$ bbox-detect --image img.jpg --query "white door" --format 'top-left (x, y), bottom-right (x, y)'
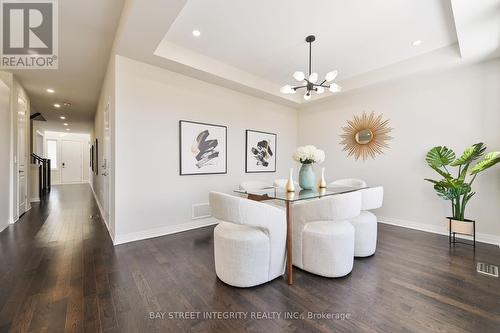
top-left (102, 102), bottom-right (111, 223)
top-left (17, 96), bottom-right (27, 215)
top-left (61, 140), bottom-right (82, 183)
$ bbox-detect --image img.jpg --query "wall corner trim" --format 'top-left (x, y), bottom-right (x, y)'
top-left (378, 216), bottom-right (500, 248)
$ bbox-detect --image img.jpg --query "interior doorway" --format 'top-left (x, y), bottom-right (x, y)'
top-left (17, 95), bottom-right (27, 217)
top-left (44, 131), bottom-right (91, 185)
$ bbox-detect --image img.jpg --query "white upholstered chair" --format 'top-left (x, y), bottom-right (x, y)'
top-left (239, 180), bottom-right (272, 192)
top-left (350, 186), bottom-right (383, 257)
top-left (329, 178), bottom-right (367, 188)
top-left (209, 192), bottom-right (286, 287)
top-left (292, 191), bottom-right (362, 277)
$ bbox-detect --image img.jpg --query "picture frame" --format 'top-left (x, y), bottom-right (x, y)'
top-left (94, 139), bottom-right (99, 175)
top-left (245, 129), bottom-right (277, 173)
top-left (179, 120), bottom-right (227, 175)
top-left (90, 145), bottom-right (94, 172)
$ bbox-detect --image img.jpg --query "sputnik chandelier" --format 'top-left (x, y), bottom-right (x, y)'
top-left (280, 35), bottom-right (341, 100)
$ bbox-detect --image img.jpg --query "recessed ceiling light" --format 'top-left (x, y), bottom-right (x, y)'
top-left (412, 40), bottom-right (422, 46)
top-left (63, 123), bottom-right (68, 126)
top-left (66, 128), bottom-right (70, 131)
top-left (46, 88), bottom-right (55, 94)
top-left (192, 29), bottom-right (201, 37)
top-left (63, 102), bottom-right (72, 107)
top-left (60, 116), bottom-right (65, 119)
top-left (54, 103), bottom-right (61, 108)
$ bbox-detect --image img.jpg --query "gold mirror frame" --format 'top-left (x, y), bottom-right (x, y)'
top-left (340, 112), bottom-right (393, 161)
top-left (355, 129), bottom-right (373, 145)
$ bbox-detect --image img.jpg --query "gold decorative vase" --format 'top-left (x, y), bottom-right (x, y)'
top-left (319, 167), bottom-right (327, 188)
top-left (286, 168), bottom-right (295, 192)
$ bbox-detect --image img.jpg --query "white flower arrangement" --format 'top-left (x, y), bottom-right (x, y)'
top-left (293, 145), bottom-right (325, 164)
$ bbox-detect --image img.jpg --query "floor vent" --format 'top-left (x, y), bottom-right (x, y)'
top-left (476, 262), bottom-right (499, 278)
top-left (192, 203), bottom-right (211, 220)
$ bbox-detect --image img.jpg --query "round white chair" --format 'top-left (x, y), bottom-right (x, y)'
top-left (292, 191), bottom-right (361, 277)
top-left (210, 192), bottom-right (286, 287)
top-left (329, 178), bottom-right (367, 188)
top-left (239, 180), bottom-right (272, 192)
top-left (350, 186), bottom-right (383, 257)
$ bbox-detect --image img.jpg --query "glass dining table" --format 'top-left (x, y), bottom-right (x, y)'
top-left (235, 185), bottom-right (367, 285)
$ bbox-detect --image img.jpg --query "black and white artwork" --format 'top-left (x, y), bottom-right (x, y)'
top-left (245, 130), bottom-right (277, 173)
top-left (90, 145), bottom-right (94, 172)
top-left (179, 120), bottom-right (227, 175)
top-left (94, 139), bottom-right (99, 175)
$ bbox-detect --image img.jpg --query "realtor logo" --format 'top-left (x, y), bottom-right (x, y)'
top-left (1, 0), bottom-right (58, 69)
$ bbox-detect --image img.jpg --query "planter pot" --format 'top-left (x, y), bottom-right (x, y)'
top-left (446, 217), bottom-right (476, 247)
top-left (299, 163), bottom-right (316, 190)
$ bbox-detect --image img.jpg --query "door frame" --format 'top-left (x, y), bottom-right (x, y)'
top-left (16, 94), bottom-right (28, 217)
top-left (102, 101), bottom-right (111, 226)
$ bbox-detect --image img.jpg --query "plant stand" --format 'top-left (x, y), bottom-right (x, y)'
top-left (448, 217), bottom-right (476, 248)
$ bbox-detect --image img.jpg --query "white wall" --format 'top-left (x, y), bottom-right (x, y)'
top-left (113, 55), bottom-right (298, 244)
top-left (298, 58), bottom-right (500, 244)
top-left (0, 74), bottom-right (11, 232)
top-left (34, 131), bottom-right (44, 156)
top-left (92, 53), bottom-right (116, 241)
top-left (44, 131), bottom-right (91, 185)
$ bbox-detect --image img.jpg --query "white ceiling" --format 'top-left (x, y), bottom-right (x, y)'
top-left (451, 0), bottom-right (500, 59)
top-left (10, 0), bottom-right (124, 133)
top-left (8, 0), bottom-right (496, 121)
top-left (164, 0), bottom-right (458, 89)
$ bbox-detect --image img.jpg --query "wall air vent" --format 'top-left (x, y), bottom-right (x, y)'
top-left (477, 262), bottom-right (499, 278)
top-left (192, 203), bottom-right (211, 220)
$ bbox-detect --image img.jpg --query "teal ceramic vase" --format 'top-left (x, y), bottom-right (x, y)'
top-left (299, 163), bottom-right (316, 190)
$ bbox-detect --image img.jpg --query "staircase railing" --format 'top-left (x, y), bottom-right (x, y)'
top-left (31, 153), bottom-right (51, 198)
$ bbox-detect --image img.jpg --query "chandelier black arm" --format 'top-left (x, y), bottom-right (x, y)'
top-left (292, 85), bottom-right (308, 90)
top-left (309, 39), bottom-right (312, 76)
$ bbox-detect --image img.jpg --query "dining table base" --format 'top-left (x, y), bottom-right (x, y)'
top-left (245, 193), bottom-right (294, 285)
top-left (286, 200), bottom-right (293, 284)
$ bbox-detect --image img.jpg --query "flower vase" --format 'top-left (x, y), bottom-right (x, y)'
top-left (299, 163), bottom-right (316, 190)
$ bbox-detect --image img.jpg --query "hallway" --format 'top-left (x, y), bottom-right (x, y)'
top-left (1, 185), bottom-right (500, 333)
top-left (0, 185), bottom-right (114, 332)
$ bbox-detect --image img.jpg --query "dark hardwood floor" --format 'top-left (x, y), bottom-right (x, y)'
top-left (0, 184), bottom-right (499, 333)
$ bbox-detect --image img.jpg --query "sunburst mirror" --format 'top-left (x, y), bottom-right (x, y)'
top-left (340, 112), bottom-right (393, 161)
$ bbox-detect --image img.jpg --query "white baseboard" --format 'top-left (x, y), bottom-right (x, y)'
top-left (114, 218), bottom-right (218, 246)
top-left (89, 184), bottom-right (115, 244)
top-left (378, 216), bottom-right (500, 247)
top-left (0, 222), bottom-right (8, 233)
top-left (30, 198), bottom-right (40, 203)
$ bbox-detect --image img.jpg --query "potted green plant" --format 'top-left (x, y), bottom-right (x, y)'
top-left (425, 143), bottom-right (500, 242)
